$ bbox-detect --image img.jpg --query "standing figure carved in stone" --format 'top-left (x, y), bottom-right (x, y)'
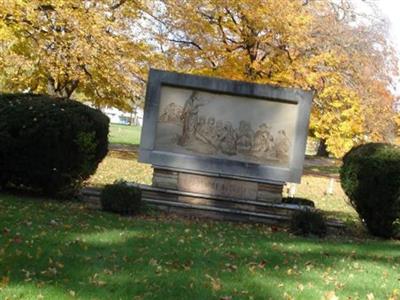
top-left (219, 121), bottom-right (237, 156)
top-left (178, 91), bottom-right (204, 146)
top-left (236, 120), bottom-right (254, 154)
top-left (275, 130), bottom-right (290, 160)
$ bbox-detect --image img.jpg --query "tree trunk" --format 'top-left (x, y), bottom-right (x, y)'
top-left (47, 77), bottom-right (79, 98)
top-left (316, 139), bottom-right (329, 157)
top-left (47, 77), bottom-right (57, 96)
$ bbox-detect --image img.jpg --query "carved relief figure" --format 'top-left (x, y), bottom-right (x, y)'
top-left (252, 123), bottom-right (274, 158)
top-left (197, 116), bottom-right (207, 137)
top-left (236, 120), bottom-right (254, 154)
top-left (197, 117), bottom-right (217, 151)
top-left (195, 115), bottom-right (209, 144)
top-left (213, 120), bottom-right (224, 148)
top-left (178, 91), bottom-right (204, 146)
top-left (275, 130), bottom-right (290, 160)
top-left (219, 121), bottom-right (237, 156)
top-left (157, 90), bottom-right (292, 165)
top-left (206, 117), bottom-right (216, 139)
top-left (192, 116), bottom-right (218, 154)
top-left (159, 102), bottom-right (183, 122)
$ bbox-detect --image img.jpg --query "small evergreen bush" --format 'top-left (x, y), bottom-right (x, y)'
top-left (0, 93), bottom-right (109, 197)
top-left (290, 209), bottom-right (327, 237)
top-left (101, 181), bottom-right (142, 215)
top-left (340, 143), bottom-right (400, 238)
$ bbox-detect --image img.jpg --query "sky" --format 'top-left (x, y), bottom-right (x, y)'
top-left (378, 0), bottom-right (400, 51)
top-left (376, 0), bottom-right (400, 95)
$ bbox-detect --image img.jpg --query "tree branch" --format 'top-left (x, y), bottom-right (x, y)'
top-left (110, 0), bottom-right (127, 10)
top-left (167, 38), bottom-right (203, 50)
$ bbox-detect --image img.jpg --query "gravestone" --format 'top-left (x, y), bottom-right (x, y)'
top-left (139, 69), bottom-right (313, 222)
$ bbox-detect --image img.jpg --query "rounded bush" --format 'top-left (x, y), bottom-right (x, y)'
top-left (290, 209), bottom-right (327, 237)
top-left (100, 181), bottom-right (142, 215)
top-left (0, 93), bottom-right (109, 197)
top-left (340, 143), bottom-right (400, 238)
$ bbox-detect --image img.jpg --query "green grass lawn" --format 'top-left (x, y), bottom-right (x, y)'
top-left (1, 194), bottom-right (399, 300)
top-left (2, 139), bottom-right (394, 299)
top-left (86, 149), bottom-right (153, 187)
top-left (108, 124), bottom-right (141, 145)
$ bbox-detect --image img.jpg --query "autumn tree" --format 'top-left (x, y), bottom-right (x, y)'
top-left (395, 110), bottom-right (400, 144)
top-left (0, 0), bottom-right (151, 109)
top-left (1, 0), bottom-right (398, 156)
top-left (145, 0), bottom-right (398, 157)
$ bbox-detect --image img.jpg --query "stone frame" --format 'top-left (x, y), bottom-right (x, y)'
top-left (139, 69), bottom-right (313, 183)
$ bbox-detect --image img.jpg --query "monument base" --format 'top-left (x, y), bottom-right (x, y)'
top-left (140, 167), bottom-right (305, 225)
top-left (151, 167), bottom-right (284, 203)
top-left (80, 183), bottom-right (344, 230)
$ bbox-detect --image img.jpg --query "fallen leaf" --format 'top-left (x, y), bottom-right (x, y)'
top-left (205, 274), bottom-right (222, 291)
top-left (324, 291), bottom-right (339, 300)
top-left (0, 276), bottom-right (9, 288)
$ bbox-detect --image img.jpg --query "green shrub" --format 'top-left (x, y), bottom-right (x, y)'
top-left (0, 93), bottom-right (109, 197)
top-left (290, 209), bottom-right (327, 237)
top-left (340, 143), bottom-right (400, 238)
top-left (101, 181), bottom-right (142, 215)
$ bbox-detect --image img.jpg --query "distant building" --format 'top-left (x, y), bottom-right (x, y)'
top-left (101, 106), bottom-right (144, 126)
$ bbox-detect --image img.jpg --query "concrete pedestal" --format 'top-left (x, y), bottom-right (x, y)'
top-left (152, 168), bottom-right (283, 203)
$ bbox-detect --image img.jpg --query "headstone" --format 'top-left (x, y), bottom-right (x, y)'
top-left (326, 178), bottom-right (335, 195)
top-left (139, 69), bottom-right (313, 212)
top-left (288, 183), bottom-right (297, 198)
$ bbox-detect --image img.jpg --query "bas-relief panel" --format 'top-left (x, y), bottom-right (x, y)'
top-left (155, 86), bottom-right (298, 168)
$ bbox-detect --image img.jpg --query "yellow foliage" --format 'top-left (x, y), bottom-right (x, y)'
top-left (0, 0), bottom-right (398, 156)
top-left (151, 0), bottom-right (398, 157)
top-left (395, 114), bottom-right (400, 145)
top-left (0, 0), bottom-right (152, 109)
top-left (395, 115), bottom-right (400, 133)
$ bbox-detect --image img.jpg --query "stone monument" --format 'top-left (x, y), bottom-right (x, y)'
top-left (139, 69), bottom-right (313, 223)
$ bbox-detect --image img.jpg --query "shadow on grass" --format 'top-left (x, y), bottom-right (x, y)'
top-left (1, 194), bottom-right (399, 299)
top-left (321, 209), bottom-right (360, 225)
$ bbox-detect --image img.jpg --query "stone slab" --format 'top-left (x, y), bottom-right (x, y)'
top-left (153, 167), bottom-right (283, 203)
top-left (139, 69), bottom-right (313, 183)
top-left (178, 172), bottom-right (258, 200)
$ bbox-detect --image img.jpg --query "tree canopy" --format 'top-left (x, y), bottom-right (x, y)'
top-left (146, 0), bottom-right (399, 156)
top-left (0, 0), bottom-right (151, 109)
top-left (0, 0), bottom-right (399, 156)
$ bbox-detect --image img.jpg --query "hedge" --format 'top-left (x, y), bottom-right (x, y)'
top-left (340, 143), bottom-right (400, 238)
top-left (0, 93), bottom-right (109, 197)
